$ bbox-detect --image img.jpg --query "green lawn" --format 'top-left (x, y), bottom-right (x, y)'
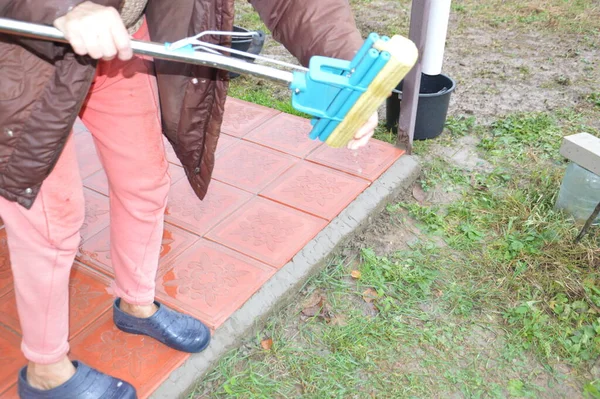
top-left (192, 1), bottom-right (600, 397)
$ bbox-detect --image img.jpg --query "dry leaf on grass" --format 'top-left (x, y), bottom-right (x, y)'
top-left (301, 291), bottom-right (334, 322)
top-left (260, 338), bottom-right (273, 350)
top-left (362, 288), bottom-right (379, 303)
top-left (412, 183), bottom-right (428, 203)
top-left (351, 270), bottom-right (362, 279)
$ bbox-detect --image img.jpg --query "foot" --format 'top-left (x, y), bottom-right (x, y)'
top-left (19, 360), bottom-right (136, 398)
top-left (113, 298), bottom-right (210, 353)
top-left (26, 357), bottom-right (75, 390)
top-left (119, 299), bottom-right (158, 319)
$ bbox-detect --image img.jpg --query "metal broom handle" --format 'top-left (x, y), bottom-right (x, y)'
top-left (0, 17), bottom-right (294, 85)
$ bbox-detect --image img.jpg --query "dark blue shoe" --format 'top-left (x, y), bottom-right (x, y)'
top-left (18, 361), bottom-right (136, 398)
top-left (113, 299), bottom-right (211, 353)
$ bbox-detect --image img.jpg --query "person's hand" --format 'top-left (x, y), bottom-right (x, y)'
top-left (53, 1), bottom-right (132, 61)
top-left (347, 111), bottom-right (378, 150)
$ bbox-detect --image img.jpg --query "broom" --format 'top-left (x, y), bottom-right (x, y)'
top-left (0, 17), bottom-right (418, 148)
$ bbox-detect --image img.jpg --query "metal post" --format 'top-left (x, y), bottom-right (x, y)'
top-left (396, 0), bottom-right (432, 153)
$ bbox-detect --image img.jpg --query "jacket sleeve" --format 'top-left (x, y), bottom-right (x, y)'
top-left (249, 0), bottom-right (363, 67)
top-left (0, 0), bottom-right (122, 25)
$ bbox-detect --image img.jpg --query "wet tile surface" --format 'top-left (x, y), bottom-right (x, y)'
top-left (220, 98), bottom-right (279, 137)
top-left (205, 197), bottom-right (328, 268)
top-left (243, 113), bottom-right (322, 158)
top-left (213, 141), bottom-right (297, 193)
top-left (70, 311), bottom-right (189, 399)
top-left (165, 179), bottom-right (252, 237)
top-left (260, 162), bottom-right (370, 220)
top-left (306, 139), bottom-right (404, 181)
top-left (157, 239), bottom-right (276, 329)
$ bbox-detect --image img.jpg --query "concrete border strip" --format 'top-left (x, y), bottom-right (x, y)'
top-left (151, 155), bottom-right (420, 399)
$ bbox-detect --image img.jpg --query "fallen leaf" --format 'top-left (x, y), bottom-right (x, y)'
top-left (260, 338), bottom-right (273, 350)
top-left (351, 270), bottom-right (362, 279)
top-left (362, 288), bottom-right (379, 303)
top-left (412, 183), bottom-right (427, 203)
top-left (302, 296), bottom-right (325, 317)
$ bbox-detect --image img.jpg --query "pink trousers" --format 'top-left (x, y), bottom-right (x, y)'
top-left (0, 21), bottom-right (171, 364)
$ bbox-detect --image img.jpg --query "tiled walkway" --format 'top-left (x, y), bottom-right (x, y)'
top-left (0, 98), bottom-right (404, 399)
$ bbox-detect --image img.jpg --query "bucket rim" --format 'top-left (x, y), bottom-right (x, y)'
top-left (394, 73), bottom-right (457, 98)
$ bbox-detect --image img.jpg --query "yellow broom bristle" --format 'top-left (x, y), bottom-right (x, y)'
top-left (325, 36), bottom-right (418, 148)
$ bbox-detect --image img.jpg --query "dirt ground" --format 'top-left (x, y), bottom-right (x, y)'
top-left (253, 0), bottom-right (599, 127)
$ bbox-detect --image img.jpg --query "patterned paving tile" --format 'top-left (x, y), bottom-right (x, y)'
top-left (84, 163), bottom-right (185, 197)
top-left (243, 113), bottom-right (322, 158)
top-left (216, 133), bottom-right (238, 155)
top-left (260, 162), bottom-right (370, 220)
top-left (0, 264), bottom-right (113, 339)
top-left (74, 133), bottom-right (103, 179)
top-left (306, 139), bottom-right (404, 181)
top-left (0, 325), bottom-right (25, 396)
top-left (70, 311), bottom-right (189, 399)
top-left (213, 141), bottom-right (297, 193)
top-left (163, 138), bottom-right (180, 166)
top-left (205, 197), bottom-right (328, 268)
top-left (0, 229), bottom-right (11, 297)
top-left (80, 188), bottom-right (110, 242)
top-left (165, 179), bottom-right (252, 237)
top-left (78, 224), bottom-right (198, 277)
top-left (0, 384), bottom-right (17, 398)
top-left (157, 239), bottom-right (276, 329)
top-left (220, 97), bottom-right (279, 137)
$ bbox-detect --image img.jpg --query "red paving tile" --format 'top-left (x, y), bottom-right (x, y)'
top-left (78, 224), bottom-right (198, 277)
top-left (165, 179), bottom-right (252, 237)
top-left (81, 188), bottom-right (110, 242)
top-left (205, 197), bottom-right (328, 268)
top-left (69, 311), bottom-right (189, 399)
top-left (163, 138), bottom-right (180, 165)
top-left (157, 239), bottom-right (276, 329)
top-left (306, 139), bottom-right (405, 181)
top-left (68, 264), bottom-right (114, 338)
top-left (244, 113), bottom-right (322, 158)
top-left (0, 384), bottom-right (17, 398)
top-left (0, 291), bottom-right (18, 335)
top-left (215, 133), bottom-right (238, 154)
top-left (0, 264), bottom-right (112, 339)
top-left (84, 163), bottom-right (186, 196)
top-left (220, 97), bottom-right (279, 137)
top-left (260, 162), bottom-right (370, 220)
top-left (74, 133), bottom-right (103, 179)
top-left (213, 140), bottom-right (297, 193)
top-left (0, 99), bottom-right (405, 398)
top-left (0, 325), bottom-right (25, 396)
top-left (0, 229), bottom-right (12, 297)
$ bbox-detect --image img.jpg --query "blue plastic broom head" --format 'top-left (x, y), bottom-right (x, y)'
top-left (290, 32), bottom-right (418, 147)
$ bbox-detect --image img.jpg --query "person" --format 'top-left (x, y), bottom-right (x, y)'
top-left (0, 0), bottom-right (378, 397)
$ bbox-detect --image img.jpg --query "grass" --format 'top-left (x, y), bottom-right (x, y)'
top-left (191, 1), bottom-right (600, 397)
top-left (191, 107), bottom-right (600, 397)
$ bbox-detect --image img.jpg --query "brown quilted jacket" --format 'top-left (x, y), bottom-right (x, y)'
top-left (0, 0), bottom-right (362, 209)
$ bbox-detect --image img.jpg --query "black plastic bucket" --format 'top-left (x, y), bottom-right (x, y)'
top-left (385, 73), bottom-right (456, 140)
top-left (229, 26), bottom-right (265, 78)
